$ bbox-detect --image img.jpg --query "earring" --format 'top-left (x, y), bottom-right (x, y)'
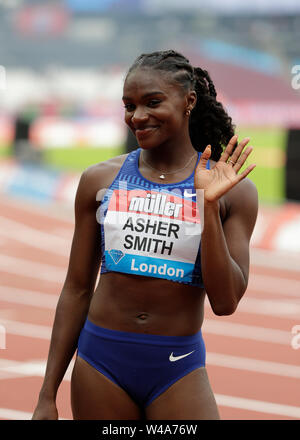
top-left (185, 109), bottom-right (191, 116)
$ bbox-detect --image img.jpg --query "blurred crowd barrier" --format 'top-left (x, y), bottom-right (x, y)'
top-left (0, 158), bottom-right (79, 204)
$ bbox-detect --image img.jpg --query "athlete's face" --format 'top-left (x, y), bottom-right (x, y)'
top-left (123, 68), bottom-right (194, 149)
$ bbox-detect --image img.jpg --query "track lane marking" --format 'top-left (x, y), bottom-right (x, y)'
top-left (203, 319), bottom-right (290, 345)
top-left (1, 353), bottom-right (300, 380)
top-left (250, 248), bottom-right (300, 272)
top-left (0, 408), bottom-right (67, 420)
top-left (2, 285), bottom-right (300, 320)
top-left (206, 352), bottom-right (300, 378)
top-left (215, 394), bottom-right (300, 419)
top-left (0, 216), bottom-right (70, 257)
top-left (0, 358), bottom-right (74, 381)
top-left (0, 255), bottom-right (66, 283)
top-left (0, 318), bottom-right (292, 345)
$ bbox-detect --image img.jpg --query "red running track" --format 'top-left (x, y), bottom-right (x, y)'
top-left (0, 193), bottom-right (299, 420)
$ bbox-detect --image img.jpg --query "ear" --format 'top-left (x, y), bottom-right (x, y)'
top-left (186, 90), bottom-right (197, 112)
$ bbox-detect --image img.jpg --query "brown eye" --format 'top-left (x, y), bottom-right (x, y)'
top-left (148, 100), bottom-right (161, 107)
top-left (124, 103), bottom-right (135, 111)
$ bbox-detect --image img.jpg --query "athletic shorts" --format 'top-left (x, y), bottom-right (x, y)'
top-left (77, 318), bottom-right (206, 407)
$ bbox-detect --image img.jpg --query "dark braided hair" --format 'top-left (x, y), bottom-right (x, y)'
top-left (126, 50), bottom-right (235, 161)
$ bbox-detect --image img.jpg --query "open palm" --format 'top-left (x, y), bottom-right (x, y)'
top-left (194, 135), bottom-right (256, 202)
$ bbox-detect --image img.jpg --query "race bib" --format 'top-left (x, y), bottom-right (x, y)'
top-left (103, 189), bottom-right (202, 283)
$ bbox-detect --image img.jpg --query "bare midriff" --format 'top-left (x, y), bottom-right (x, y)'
top-left (87, 272), bottom-right (205, 336)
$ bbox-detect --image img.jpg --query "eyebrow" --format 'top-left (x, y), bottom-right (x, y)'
top-left (122, 91), bottom-right (165, 100)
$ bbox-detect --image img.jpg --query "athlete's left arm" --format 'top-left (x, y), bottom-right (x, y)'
top-left (201, 178), bottom-right (258, 316)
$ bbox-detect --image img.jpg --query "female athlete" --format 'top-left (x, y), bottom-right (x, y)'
top-left (32, 50), bottom-right (258, 420)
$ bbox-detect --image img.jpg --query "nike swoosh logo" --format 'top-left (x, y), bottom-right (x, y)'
top-left (169, 351), bottom-right (195, 362)
top-left (183, 190), bottom-right (197, 197)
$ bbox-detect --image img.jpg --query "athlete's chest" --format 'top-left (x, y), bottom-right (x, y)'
top-left (98, 184), bottom-right (203, 284)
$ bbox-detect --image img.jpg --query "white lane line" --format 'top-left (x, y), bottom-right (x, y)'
top-left (0, 255), bottom-right (66, 283)
top-left (215, 394), bottom-right (300, 419)
top-left (0, 286), bottom-right (58, 309)
top-left (1, 350), bottom-right (299, 381)
top-left (206, 352), bottom-right (300, 378)
top-left (237, 297), bottom-right (300, 318)
top-left (3, 284), bottom-right (300, 320)
top-left (0, 408), bottom-right (68, 420)
top-left (0, 316), bottom-right (292, 347)
top-left (248, 274), bottom-right (300, 298)
top-left (0, 397), bottom-right (298, 420)
top-left (0, 359), bottom-right (48, 380)
top-left (1, 195), bottom-right (299, 272)
top-left (1, 222), bottom-right (300, 301)
top-left (0, 193), bottom-right (74, 223)
top-left (250, 248), bottom-right (300, 272)
top-left (0, 319), bottom-right (52, 340)
top-left (0, 358), bottom-right (74, 381)
top-left (204, 296), bottom-right (300, 319)
top-left (203, 320), bottom-right (290, 345)
top-left (2, 273), bottom-right (300, 318)
top-left (0, 358), bottom-right (299, 419)
top-left (0, 276), bottom-right (300, 319)
top-left (0, 408), bottom-right (36, 420)
top-left (2, 252), bottom-right (300, 299)
top-left (0, 216), bottom-right (71, 257)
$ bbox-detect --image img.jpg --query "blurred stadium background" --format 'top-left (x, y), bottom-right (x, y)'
top-left (0, 0), bottom-right (300, 421)
top-left (1, 0), bottom-right (300, 205)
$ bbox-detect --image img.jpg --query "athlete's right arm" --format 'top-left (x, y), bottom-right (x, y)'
top-left (32, 166), bottom-right (102, 420)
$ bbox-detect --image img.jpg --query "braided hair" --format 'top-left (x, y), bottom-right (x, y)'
top-left (126, 50), bottom-right (235, 161)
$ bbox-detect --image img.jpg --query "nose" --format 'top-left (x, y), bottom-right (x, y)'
top-left (131, 106), bottom-right (149, 125)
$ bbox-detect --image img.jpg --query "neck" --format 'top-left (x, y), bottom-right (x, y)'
top-left (142, 140), bottom-right (196, 170)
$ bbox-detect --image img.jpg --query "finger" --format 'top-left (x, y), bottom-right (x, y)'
top-left (233, 145), bottom-right (253, 172)
top-left (197, 144), bottom-right (211, 170)
top-left (219, 135), bottom-right (238, 162)
top-left (236, 163), bottom-right (256, 182)
top-left (230, 137), bottom-right (251, 165)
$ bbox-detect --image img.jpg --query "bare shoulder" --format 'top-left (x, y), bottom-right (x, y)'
top-left (84, 152), bottom-right (129, 186)
top-left (80, 152), bottom-right (129, 194)
top-left (226, 178), bottom-right (258, 208)
top-left (75, 153), bottom-right (130, 208)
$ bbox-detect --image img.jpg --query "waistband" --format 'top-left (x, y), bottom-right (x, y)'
top-left (82, 319), bottom-right (203, 347)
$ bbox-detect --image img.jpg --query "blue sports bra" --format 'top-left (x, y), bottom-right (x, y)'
top-left (96, 148), bottom-right (210, 287)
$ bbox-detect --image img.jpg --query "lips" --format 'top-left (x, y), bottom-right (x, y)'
top-left (134, 126), bottom-right (158, 139)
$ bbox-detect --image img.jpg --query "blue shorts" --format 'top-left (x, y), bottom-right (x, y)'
top-left (77, 319), bottom-right (206, 407)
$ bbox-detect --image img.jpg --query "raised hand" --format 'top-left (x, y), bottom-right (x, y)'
top-left (194, 135), bottom-right (256, 202)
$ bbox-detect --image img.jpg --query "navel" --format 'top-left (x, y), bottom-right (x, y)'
top-left (136, 313), bottom-right (149, 321)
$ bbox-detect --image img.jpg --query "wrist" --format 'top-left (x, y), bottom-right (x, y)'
top-left (38, 386), bottom-right (57, 402)
top-left (204, 198), bottom-right (220, 210)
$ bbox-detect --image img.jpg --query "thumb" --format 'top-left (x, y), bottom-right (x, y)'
top-left (197, 145), bottom-right (211, 170)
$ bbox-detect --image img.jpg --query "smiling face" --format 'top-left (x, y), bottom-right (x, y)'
top-left (123, 68), bottom-right (196, 150)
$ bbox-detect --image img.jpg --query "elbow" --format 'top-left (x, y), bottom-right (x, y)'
top-left (211, 300), bottom-right (238, 316)
top-left (206, 279), bottom-right (247, 316)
